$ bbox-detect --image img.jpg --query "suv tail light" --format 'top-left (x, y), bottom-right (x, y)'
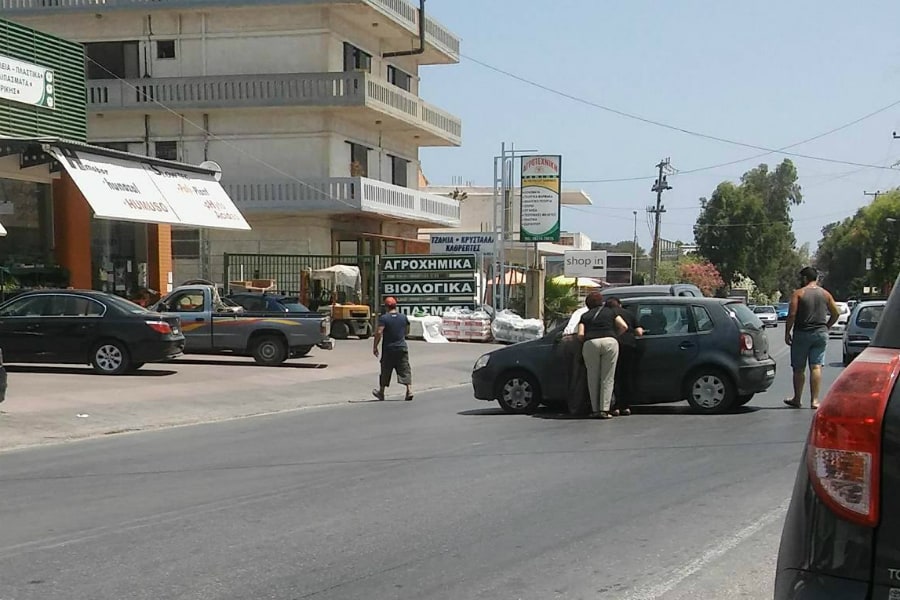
top-left (740, 332), bottom-right (754, 355)
top-left (807, 347), bottom-right (900, 527)
top-left (146, 320), bottom-right (173, 335)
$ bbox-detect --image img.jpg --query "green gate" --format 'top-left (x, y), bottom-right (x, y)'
top-left (223, 253), bottom-right (378, 310)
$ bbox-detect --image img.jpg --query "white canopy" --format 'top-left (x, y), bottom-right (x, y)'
top-left (311, 265), bottom-right (361, 289)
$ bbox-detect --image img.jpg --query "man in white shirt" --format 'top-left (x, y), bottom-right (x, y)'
top-left (563, 306), bottom-right (589, 336)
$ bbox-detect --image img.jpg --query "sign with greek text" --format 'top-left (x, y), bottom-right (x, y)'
top-left (0, 53), bottom-right (55, 109)
top-left (520, 155), bottom-right (561, 242)
top-left (379, 254), bottom-right (477, 315)
top-left (429, 232), bottom-right (496, 255)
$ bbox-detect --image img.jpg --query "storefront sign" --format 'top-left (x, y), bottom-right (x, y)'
top-left (380, 253), bottom-right (477, 316)
top-left (564, 250), bottom-right (607, 278)
top-left (0, 53), bottom-right (55, 109)
top-left (520, 155), bottom-right (561, 242)
top-left (146, 163), bottom-right (250, 230)
top-left (50, 148), bottom-right (250, 230)
top-left (429, 232), bottom-right (496, 255)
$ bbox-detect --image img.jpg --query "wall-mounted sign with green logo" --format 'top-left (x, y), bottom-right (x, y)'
top-left (0, 53), bottom-right (55, 109)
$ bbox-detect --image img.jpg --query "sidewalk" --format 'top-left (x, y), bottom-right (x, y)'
top-left (0, 340), bottom-right (495, 452)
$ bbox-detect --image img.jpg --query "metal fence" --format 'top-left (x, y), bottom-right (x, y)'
top-left (223, 253), bottom-right (378, 310)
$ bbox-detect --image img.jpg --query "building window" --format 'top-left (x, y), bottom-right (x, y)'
top-left (347, 142), bottom-right (368, 177)
top-left (172, 228), bottom-right (200, 259)
top-left (156, 40), bottom-right (176, 60)
top-left (343, 42), bottom-right (372, 73)
top-left (96, 142), bottom-right (130, 152)
top-left (154, 141), bottom-right (178, 161)
top-left (85, 41), bottom-right (140, 79)
top-left (387, 66), bottom-right (411, 91)
top-left (390, 155), bottom-right (409, 187)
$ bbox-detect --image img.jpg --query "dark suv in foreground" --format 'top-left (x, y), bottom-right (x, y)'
top-left (472, 296), bottom-right (776, 414)
top-left (775, 274), bottom-right (900, 599)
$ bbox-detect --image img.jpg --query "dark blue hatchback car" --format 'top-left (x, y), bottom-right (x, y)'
top-left (472, 296), bottom-right (776, 414)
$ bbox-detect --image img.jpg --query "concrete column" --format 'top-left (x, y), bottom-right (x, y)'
top-left (525, 268), bottom-right (545, 321)
top-left (52, 172), bottom-right (92, 289)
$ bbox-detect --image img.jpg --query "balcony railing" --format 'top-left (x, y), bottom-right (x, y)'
top-left (87, 71), bottom-right (461, 145)
top-left (224, 177), bottom-right (460, 227)
top-left (0, 0), bottom-right (460, 59)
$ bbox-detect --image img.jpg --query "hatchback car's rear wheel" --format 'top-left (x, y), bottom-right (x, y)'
top-left (91, 340), bottom-right (131, 375)
top-left (685, 368), bottom-right (736, 414)
top-left (496, 372), bottom-right (541, 414)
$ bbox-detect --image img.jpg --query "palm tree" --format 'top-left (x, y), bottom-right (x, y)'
top-left (544, 278), bottom-right (580, 326)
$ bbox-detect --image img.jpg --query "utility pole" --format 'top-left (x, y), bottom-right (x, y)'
top-left (649, 157), bottom-right (674, 284)
top-left (864, 190), bottom-right (883, 201)
top-left (632, 210), bottom-right (638, 281)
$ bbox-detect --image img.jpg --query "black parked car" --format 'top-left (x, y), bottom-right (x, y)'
top-left (472, 296), bottom-right (776, 414)
top-left (774, 274), bottom-right (900, 599)
top-left (228, 293), bottom-right (311, 313)
top-left (0, 290), bottom-right (185, 375)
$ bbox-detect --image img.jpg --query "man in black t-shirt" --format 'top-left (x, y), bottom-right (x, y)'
top-left (372, 296), bottom-right (413, 401)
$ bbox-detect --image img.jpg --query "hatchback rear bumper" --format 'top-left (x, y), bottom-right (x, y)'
top-left (736, 358), bottom-right (776, 394)
top-left (774, 569), bottom-right (869, 599)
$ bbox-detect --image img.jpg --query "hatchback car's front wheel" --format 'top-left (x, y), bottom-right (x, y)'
top-left (496, 371), bottom-right (541, 414)
top-left (685, 368), bottom-right (736, 414)
top-left (91, 340), bottom-right (131, 375)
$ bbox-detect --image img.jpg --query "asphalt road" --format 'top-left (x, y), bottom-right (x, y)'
top-left (0, 325), bottom-right (845, 600)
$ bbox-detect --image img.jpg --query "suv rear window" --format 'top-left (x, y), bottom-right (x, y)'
top-left (856, 305), bottom-right (884, 329)
top-left (726, 302), bottom-right (762, 329)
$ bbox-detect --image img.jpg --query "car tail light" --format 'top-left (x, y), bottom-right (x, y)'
top-left (807, 347), bottom-right (900, 527)
top-left (146, 320), bottom-right (173, 335)
top-left (740, 332), bottom-right (754, 355)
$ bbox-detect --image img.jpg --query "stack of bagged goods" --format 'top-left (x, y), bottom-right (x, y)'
top-left (441, 308), bottom-right (493, 342)
top-left (491, 309), bottom-right (545, 344)
top-left (420, 315), bottom-right (448, 343)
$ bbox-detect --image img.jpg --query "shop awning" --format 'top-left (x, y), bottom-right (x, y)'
top-left (48, 146), bottom-right (250, 231)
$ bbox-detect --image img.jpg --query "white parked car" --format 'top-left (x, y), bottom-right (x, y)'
top-left (752, 305), bottom-right (778, 328)
top-left (829, 302), bottom-right (851, 337)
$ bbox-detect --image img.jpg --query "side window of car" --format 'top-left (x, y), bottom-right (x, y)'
top-left (637, 304), bottom-right (693, 335)
top-left (0, 295), bottom-right (53, 317)
top-left (692, 306), bottom-right (715, 332)
top-left (57, 296), bottom-right (105, 317)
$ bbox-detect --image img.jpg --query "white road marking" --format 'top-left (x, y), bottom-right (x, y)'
top-left (621, 500), bottom-right (789, 600)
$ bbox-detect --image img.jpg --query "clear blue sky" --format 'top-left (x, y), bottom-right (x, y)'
top-left (419, 0), bottom-right (900, 253)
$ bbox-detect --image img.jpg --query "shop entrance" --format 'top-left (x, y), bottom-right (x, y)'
top-left (90, 220), bottom-right (150, 298)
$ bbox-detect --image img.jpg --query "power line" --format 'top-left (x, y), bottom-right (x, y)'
top-left (463, 54), bottom-right (900, 174)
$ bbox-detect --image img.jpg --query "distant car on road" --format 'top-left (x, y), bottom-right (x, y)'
top-left (776, 302), bottom-right (790, 320)
top-left (752, 305), bottom-right (778, 328)
top-left (472, 297), bottom-right (776, 415)
top-left (0, 290), bottom-right (184, 374)
top-left (829, 301), bottom-right (852, 337)
top-left (774, 274), bottom-right (900, 599)
top-left (842, 300), bottom-right (887, 365)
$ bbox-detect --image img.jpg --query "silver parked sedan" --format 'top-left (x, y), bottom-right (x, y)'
top-left (752, 305), bottom-right (778, 328)
top-left (842, 300), bottom-right (887, 365)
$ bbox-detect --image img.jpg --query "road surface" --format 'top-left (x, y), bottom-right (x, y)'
top-left (0, 327), bottom-right (840, 599)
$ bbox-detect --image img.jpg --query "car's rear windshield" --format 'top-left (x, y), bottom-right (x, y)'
top-left (856, 305), bottom-right (885, 329)
top-left (753, 306), bottom-right (775, 314)
top-left (727, 302), bottom-right (763, 329)
top-left (104, 294), bottom-right (152, 314)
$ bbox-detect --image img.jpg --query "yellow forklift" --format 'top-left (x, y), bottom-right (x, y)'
top-left (306, 265), bottom-right (372, 340)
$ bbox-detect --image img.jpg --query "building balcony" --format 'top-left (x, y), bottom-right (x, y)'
top-left (1, 0), bottom-right (459, 64)
top-left (87, 71), bottom-right (461, 147)
top-left (224, 177), bottom-right (460, 227)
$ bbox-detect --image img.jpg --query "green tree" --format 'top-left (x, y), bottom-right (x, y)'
top-left (694, 160), bottom-right (803, 295)
top-left (543, 278), bottom-right (580, 326)
top-left (816, 190), bottom-right (900, 298)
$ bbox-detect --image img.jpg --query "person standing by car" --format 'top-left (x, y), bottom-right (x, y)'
top-left (560, 300), bottom-right (591, 416)
top-left (784, 266), bottom-right (840, 409)
top-left (578, 292), bottom-right (629, 419)
top-left (372, 297), bottom-right (413, 402)
top-left (605, 297), bottom-right (643, 416)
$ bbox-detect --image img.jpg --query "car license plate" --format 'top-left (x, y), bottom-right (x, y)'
top-left (766, 369), bottom-right (775, 377)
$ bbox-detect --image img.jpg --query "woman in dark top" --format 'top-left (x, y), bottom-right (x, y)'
top-left (577, 292), bottom-right (628, 419)
top-left (605, 297), bottom-right (644, 416)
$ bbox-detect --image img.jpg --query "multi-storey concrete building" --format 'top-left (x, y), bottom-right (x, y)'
top-left (4, 0), bottom-right (462, 284)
